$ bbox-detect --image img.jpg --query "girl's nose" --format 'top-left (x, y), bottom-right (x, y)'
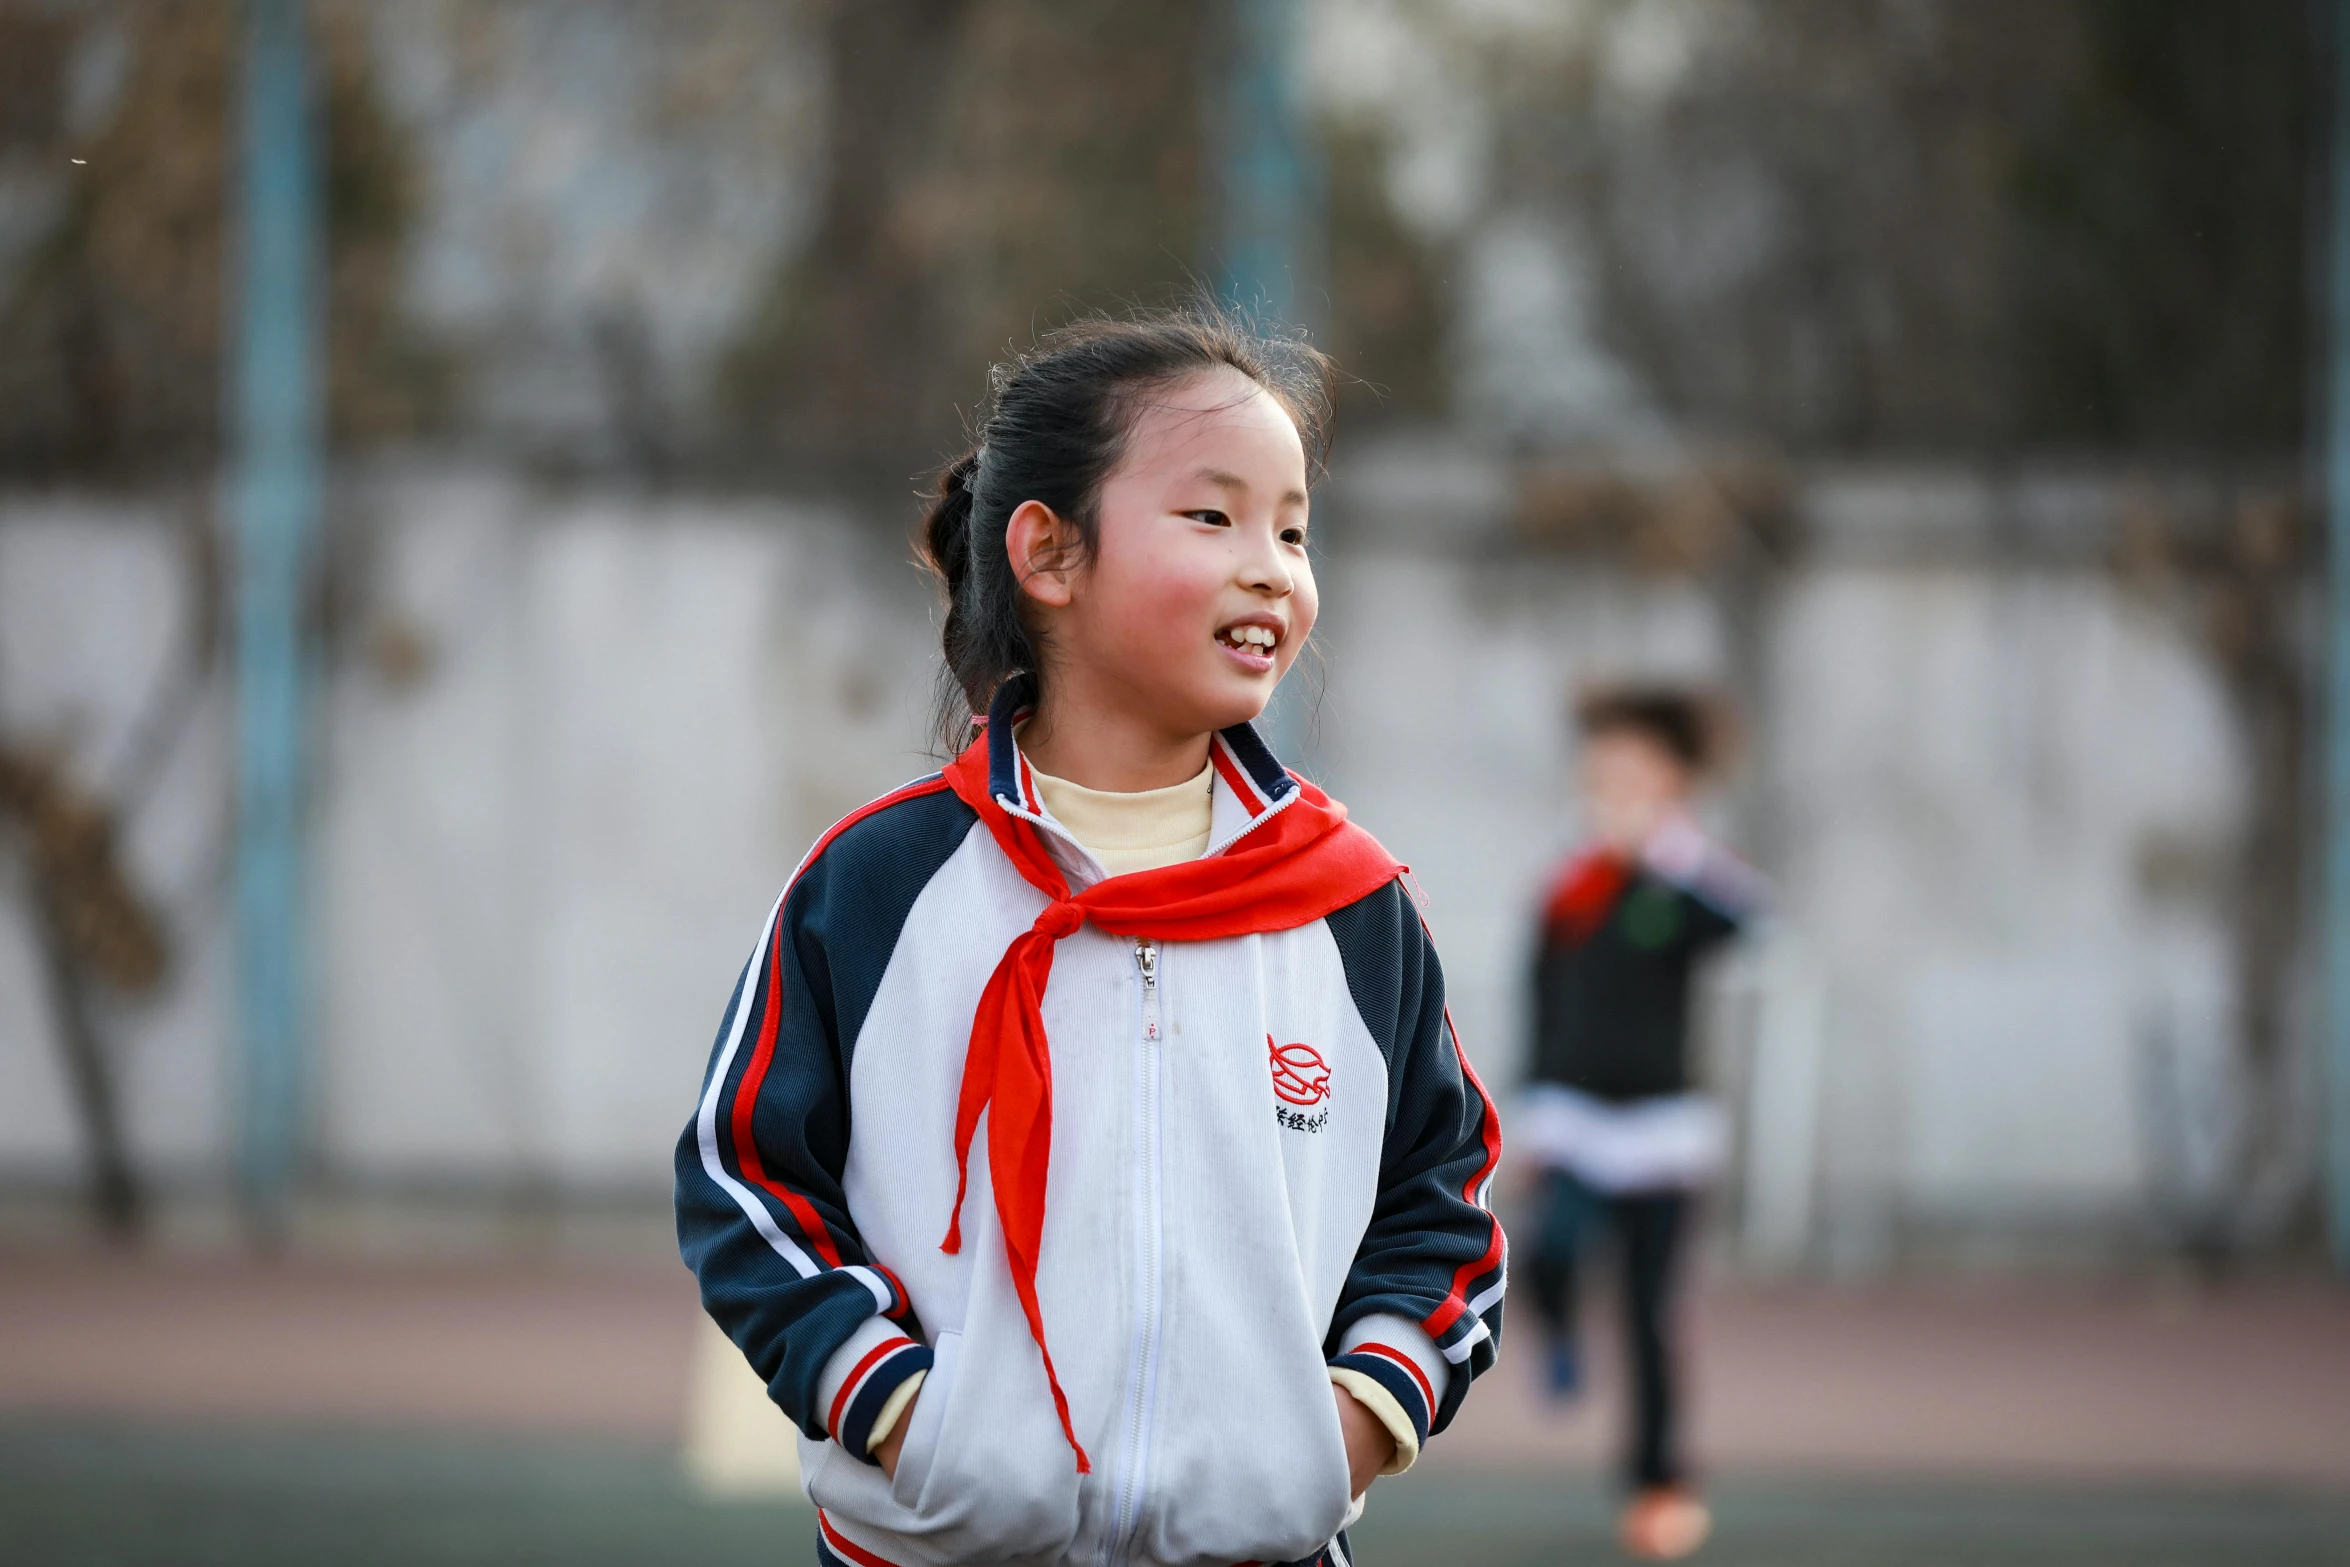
top-left (1239, 524), bottom-right (1294, 596)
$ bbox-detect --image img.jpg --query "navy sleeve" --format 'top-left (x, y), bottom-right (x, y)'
top-left (672, 781), bottom-right (975, 1456)
top-left (1671, 838), bottom-right (1766, 953)
top-left (1322, 878), bottom-right (1506, 1437)
top-left (1681, 883), bottom-right (1745, 952)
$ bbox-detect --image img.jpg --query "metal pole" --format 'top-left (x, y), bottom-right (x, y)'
top-left (2325, 0), bottom-right (2350, 1272)
top-left (1218, 0), bottom-right (1317, 325)
top-left (1216, 0), bottom-right (1323, 769)
top-left (230, 0), bottom-right (320, 1235)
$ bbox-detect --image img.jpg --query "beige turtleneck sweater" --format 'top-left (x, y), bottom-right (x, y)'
top-left (1028, 761), bottom-right (1215, 876)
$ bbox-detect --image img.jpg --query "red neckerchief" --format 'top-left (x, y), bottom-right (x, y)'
top-left (1542, 848), bottom-right (1634, 947)
top-left (939, 730), bottom-right (1401, 1472)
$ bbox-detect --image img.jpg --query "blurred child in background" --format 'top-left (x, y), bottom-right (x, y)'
top-left (1518, 687), bottom-right (1763, 1561)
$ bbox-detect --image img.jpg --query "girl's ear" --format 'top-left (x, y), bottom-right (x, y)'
top-left (1006, 498), bottom-right (1078, 608)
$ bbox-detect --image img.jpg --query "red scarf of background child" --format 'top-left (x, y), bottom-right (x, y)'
top-left (1541, 848), bottom-right (1634, 947)
top-left (939, 730), bottom-right (1402, 1472)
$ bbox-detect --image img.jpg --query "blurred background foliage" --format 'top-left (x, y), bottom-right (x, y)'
top-left (2002, 0), bottom-right (2313, 452)
top-left (717, 0), bottom-right (1210, 477)
top-left (0, 0), bottom-right (2315, 488)
top-left (0, 1), bottom-right (446, 479)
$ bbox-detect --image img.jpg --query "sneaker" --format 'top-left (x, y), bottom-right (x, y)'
top-left (1619, 1486), bottom-right (1711, 1560)
top-left (1543, 1341), bottom-right (1582, 1400)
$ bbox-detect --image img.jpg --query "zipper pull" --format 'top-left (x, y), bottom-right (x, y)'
top-left (1135, 938), bottom-right (1159, 1041)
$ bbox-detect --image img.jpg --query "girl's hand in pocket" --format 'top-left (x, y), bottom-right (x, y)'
top-left (1333, 1385), bottom-right (1396, 1498)
top-left (874, 1388), bottom-right (919, 1480)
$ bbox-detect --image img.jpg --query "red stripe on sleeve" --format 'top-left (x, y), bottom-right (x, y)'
top-left (873, 1262), bottom-right (912, 1317)
top-left (1422, 1005), bottom-right (1505, 1341)
top-left (819, 1510), bottom-right (910, 1567)
top-left (728, 926), bottom-right (846, 1269)
top-left (724, 776), bottom-right (953, 1273)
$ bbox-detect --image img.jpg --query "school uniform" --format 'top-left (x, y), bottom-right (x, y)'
top-left (1516, 815), bottom-right (1760, 1492)
top-left (675, 675), bottom-right (1505, 1567)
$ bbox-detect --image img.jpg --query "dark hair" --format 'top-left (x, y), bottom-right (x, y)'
top-left (918, 303), bottom-right (1335, 752)
top-left (1575, 684), bottom-right (1726, 774)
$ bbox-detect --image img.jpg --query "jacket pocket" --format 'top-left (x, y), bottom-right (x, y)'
top-left (809, 1326), bottom-right (1083, 1566)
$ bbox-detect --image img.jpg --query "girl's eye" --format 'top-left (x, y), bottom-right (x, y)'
top-left (1184, 509), bottom-right (1231, 527)
top-left (1281, 526), bottom-right (1309, 546)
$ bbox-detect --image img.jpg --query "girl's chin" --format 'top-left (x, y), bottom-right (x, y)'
top-left (1187, 676), bottom-right (1280, 734)
top-left (1129, 658), bottom-right (1287, 739)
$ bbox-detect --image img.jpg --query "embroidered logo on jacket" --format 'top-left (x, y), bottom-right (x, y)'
top-left (1270, 1035), bottom-right (1330, 1132)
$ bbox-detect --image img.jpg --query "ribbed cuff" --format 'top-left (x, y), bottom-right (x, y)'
top-left (865, 1367), bottom-right (926, 1453)
top-left (1329, 1314), bottom-right (1448, 1475)
top-left (1329, 1367), bottom-right (1417, 1475)
top-left (815, 1317), bottom-right (933, 1464)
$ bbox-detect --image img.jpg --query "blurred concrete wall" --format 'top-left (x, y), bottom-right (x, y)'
top-left (0, 481), bottom-right (942, 1200)
top-left (314, 475), bottom-right (938, 1189)
top-left (0, 500), bottom-right (233, 1177)
top-left (0, 462), bottom-right (2268, 1269)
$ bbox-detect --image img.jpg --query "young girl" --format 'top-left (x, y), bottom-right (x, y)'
top-left (675, 309), bottom-right (1503, 1567)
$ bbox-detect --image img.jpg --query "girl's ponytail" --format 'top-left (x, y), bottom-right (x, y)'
top-left (918, 302), bottom-right (1334, 756)
top-left (922, 446), bottom-right (1033, 748)
top-left (922, 446), bottom-right (980, 612)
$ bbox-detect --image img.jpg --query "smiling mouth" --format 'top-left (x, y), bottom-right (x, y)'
top-left (1217, 624), bottom-right (1281, 656)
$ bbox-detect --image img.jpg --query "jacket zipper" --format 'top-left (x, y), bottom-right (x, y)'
top-left (1137, 938), bottom-right (1160, 1040)
top-left (1108, 937), bottom-right (1165, 1567)
top-left (1200, 780), bottom-right (1301, 861)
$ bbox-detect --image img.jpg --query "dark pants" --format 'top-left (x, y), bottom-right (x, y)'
top-left (1524, 1167), bottom-right (1690, 1490)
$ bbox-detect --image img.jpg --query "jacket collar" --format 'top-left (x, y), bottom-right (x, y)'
top-left (981, 673), bottom-right (1301, 880)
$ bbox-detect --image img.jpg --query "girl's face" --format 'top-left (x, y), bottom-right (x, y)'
top-left (1022, 368), bottom-right (1316, 744)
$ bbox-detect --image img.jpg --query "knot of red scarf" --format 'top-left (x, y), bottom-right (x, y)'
top-left (934, 732), bottom-right (1402, 1474)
